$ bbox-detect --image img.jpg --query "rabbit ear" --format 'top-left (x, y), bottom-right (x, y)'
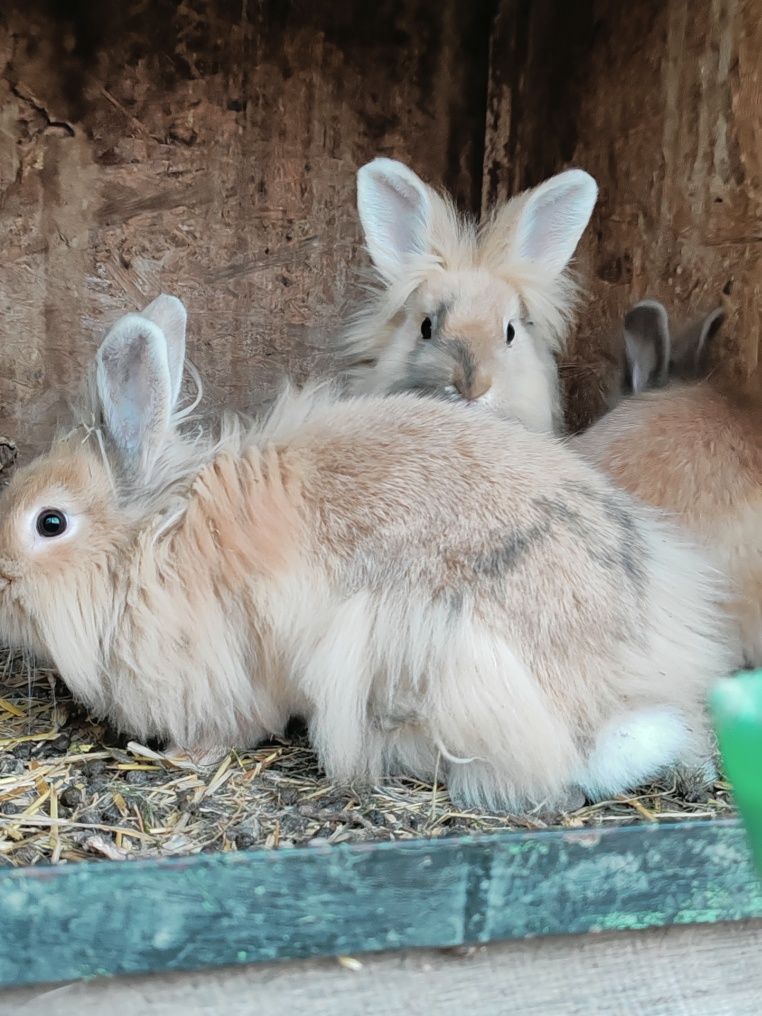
top-left (356, 157), bottom-right (432, 282)
top-left (140, 294), bottom-right (187, 406)
top-left (512, 169), bottom-right (598, 275)
top-left (96, 307), bottom-right (176, 474)
top-left (623, 299), bottom-right (671, 393)
top-left (671, 306), bottom-right (725, 378)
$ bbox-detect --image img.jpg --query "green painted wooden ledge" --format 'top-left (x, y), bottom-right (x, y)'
top-left (0, 818), bottom-right (760, 988)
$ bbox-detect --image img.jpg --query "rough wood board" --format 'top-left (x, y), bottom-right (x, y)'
top-left (484, 0), bottom-right (762, 430)
top-left (0, 0), bottom-right (494, 457)
top-left (0, 819), bottom-right (760, 988)
top-left (6, 920), bottom-right (762, 1015)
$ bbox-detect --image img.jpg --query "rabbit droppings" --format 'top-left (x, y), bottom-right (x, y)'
top-left (576, 299), bottom-right (762, 668)
top-left (338, 158), bottom-right (598, 435)
top-left (0, 297), bottom-right (736, 812)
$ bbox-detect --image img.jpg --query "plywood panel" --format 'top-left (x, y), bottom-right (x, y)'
top-left (484, 0), bottom-right (762, 431)
top-left (0, 0), bottom-right (493, 456)
top-left (6, 920), bottom-right (762, 1015)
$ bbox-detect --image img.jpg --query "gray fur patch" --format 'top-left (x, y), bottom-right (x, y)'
top-left (561, 481), bottom-right (648, 590)
top-left (388, 343), bottom-right (457, 395)
top-left (387, 333), bottom-right (478, 399)
top-left (469, 486), bottom-right (647, 595)
top-left (471, 519), bottom-right (553, 578)
top-left (444, 338), bottom-right (477, 391)
top-left (430, 301), bottom-right (451, 330)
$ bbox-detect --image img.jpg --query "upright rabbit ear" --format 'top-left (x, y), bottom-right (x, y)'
top-left (671, 306), bottom-right (725, 379)
top-left (356, 157), bottom-right (432, 282)
top-left (95, 298), bottom-right (185, 474)
top-left (140, 294), bottom-right (187, 406)
top-left (623, 299), bottom-right (671, 394)
top-left (511, 169), bottom-right (598, 276)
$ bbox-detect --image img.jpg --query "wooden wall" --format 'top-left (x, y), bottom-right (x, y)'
top-left (2, 0), bottom-right (761, 452)
top-left (485, 0), bottom-right (762, 430)
top-left (0, 0), bottom-right (493, 456)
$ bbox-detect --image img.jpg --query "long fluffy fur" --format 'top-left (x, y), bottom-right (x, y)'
top-left (0, 383), bottom-right (739, 811)
top-left (338, 183), bottom-right (578, 438)
top-left (575, 299), bottom-right (761, 668)
top-left (341, 189), bottom-right (578, 366)
top-left (576, 383), bottom-right (762, 668)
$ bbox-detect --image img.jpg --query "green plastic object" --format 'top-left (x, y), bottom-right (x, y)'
top-left (711, 669), bottom-right (762, 872)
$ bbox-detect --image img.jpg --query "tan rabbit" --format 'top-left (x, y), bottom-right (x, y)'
top-left (0, 296), bottom-right (737, 812)
top-left (576, 299), bottom-right (762, 668)
top-left (338, 158), bottom-right (597, 435)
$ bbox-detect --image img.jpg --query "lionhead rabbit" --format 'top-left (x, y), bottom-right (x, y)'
top-left (338, 158), bottom-right (598, 434)
top-left (576, 299), bottom-right (762, 667)
top-left (0, 296), bottom-right (736, 811)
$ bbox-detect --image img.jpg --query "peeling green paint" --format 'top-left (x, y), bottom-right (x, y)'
top-left (0, 820), bottom-right (760, 988)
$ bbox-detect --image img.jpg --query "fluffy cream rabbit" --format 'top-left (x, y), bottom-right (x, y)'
top-left (338, 158), bottom-right (597, 434)
top-left (576, 299), bottom-right (762, 668)
top-left (0, 296), bottom-right (737, 811)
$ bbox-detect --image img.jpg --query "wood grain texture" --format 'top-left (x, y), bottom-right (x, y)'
top-left (6, 920), bottom-right (762, 1015)
top-left (484, 0), bottom-right (762, 431)
top-left (0, 0), bottom-right (494, 457)
top-left (0, 820), bottom-right (760, 988)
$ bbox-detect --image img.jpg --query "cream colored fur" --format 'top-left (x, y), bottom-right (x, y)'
top-left (339, 159), bottom-right (598, 435)
top-left (576, 301), bottom-right (761, 668)
top-left (0, 299), bottom-right (738, 812)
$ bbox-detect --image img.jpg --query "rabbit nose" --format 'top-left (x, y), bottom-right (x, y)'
top-left (454, 374), bottom-right (492, 402)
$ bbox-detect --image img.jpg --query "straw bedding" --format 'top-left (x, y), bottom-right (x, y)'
top-left (0, 649), bottom-right (735, 867)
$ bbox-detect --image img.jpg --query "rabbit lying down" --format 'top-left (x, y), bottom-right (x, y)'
top-left (0, 296), bottom-right (738, 813)
top-left (576, 300), bottom-right (762, 669)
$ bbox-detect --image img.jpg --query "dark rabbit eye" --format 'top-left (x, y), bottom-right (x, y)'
top-left (36, 509), bottom-right (68, 538)
top-left (420, 317), bottom-right (433, 340)
top-left (506, 323), bottom-right (516, 345)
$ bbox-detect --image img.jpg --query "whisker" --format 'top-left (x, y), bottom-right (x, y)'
top-left (174, 360), bottom-right (204, 421)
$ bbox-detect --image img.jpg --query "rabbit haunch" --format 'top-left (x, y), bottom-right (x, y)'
top-left (339, 158), bottom-right (598, 434)
top-left (576, 299), bottom-right (762, 668)
top-left (0, 298), bottom-right (735, 811)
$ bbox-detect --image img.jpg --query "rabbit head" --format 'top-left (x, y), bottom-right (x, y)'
top-left (0, 295), bottom-right (199, 721)
top-left (340, 158), bottom-right (598, 434)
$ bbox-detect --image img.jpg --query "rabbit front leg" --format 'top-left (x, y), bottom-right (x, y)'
top-left (297, 592), bottom-right (384, 783)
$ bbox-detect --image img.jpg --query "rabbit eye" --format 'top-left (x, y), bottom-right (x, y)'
top-left (506, 323), bottom-right (516, 345)
top-left (420, 317), bottom-right (433, 340)
top-left (36, 509), bottom-right (68, 538)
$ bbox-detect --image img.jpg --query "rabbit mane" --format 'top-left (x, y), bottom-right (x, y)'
top-left (22, 381), bottom-right (342, 747)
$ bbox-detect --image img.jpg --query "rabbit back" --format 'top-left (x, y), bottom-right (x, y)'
top-left (246, 391), bottom-right (735, 805)
top-left (576, 298), bottom-right (762, 667)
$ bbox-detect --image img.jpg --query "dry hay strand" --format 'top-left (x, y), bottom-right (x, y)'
top-left (0, 647), bottom-right (735, 867)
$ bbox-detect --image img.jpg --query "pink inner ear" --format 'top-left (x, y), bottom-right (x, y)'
top-left (97, 316), bottom-right (173, 470)
top-left (377, 176), bottom-right (426, 254)
top-left (103, 333), bottom-right (169, 457)
top-left (515, 172), bottom-right (597, 275)
top-left (358, 162), bottom-right (432, 278)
